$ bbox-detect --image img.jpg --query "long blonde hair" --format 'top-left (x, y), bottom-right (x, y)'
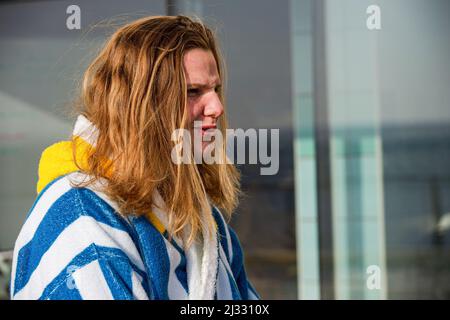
top-left (71, 15), bottom-right (240, 248)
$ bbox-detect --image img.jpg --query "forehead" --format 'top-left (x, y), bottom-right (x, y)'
top-left (183, 48), bottom-right (220, 85)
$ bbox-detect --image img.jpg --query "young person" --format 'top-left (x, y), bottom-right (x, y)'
top-left (10, 15), bottom-right (259, 300)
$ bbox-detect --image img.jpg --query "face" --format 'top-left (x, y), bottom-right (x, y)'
top-left (183, 48), bottom-right (224, 150)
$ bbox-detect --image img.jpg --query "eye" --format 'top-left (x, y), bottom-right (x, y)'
top-left (187, 88), bottom-right (201, 98)
top-left (214, 85), bottom-right (222, 93)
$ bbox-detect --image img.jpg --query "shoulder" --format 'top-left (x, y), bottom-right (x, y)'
top-left (11, 172), bottom-right (144, 299)
top-left (21, 172), bottom-right (133, 241)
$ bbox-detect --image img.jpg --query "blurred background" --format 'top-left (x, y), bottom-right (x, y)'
top-left (0, 0), bottom-right (449, 300)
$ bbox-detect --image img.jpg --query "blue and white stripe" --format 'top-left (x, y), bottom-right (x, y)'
top-left (11, 171), bottom-right (260, 300)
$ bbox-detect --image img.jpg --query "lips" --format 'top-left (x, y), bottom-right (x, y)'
top-left (201, 124), bottom-right (217, 131)
top-left (200, 124), bottom-right (217, 139)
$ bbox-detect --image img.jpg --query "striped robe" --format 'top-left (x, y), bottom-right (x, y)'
top-left (10, 115), bottom-right (260, 300)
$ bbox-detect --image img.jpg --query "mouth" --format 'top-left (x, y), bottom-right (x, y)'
top-left (199, 125), bottom-right (218, 144)
top-left (201, 124), bottom-right (217, 134)
top-left (201, 124), bottom-right (217, 130)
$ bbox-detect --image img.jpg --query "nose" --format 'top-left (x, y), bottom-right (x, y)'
top-left (203, 91), bottom-right (224, 119)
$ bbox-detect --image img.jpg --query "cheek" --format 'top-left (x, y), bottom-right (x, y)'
top-left (188, 100), bottom-right (204, 121)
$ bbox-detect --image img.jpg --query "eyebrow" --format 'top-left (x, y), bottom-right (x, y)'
top-left (187, 81), bottom-right (222, 89)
